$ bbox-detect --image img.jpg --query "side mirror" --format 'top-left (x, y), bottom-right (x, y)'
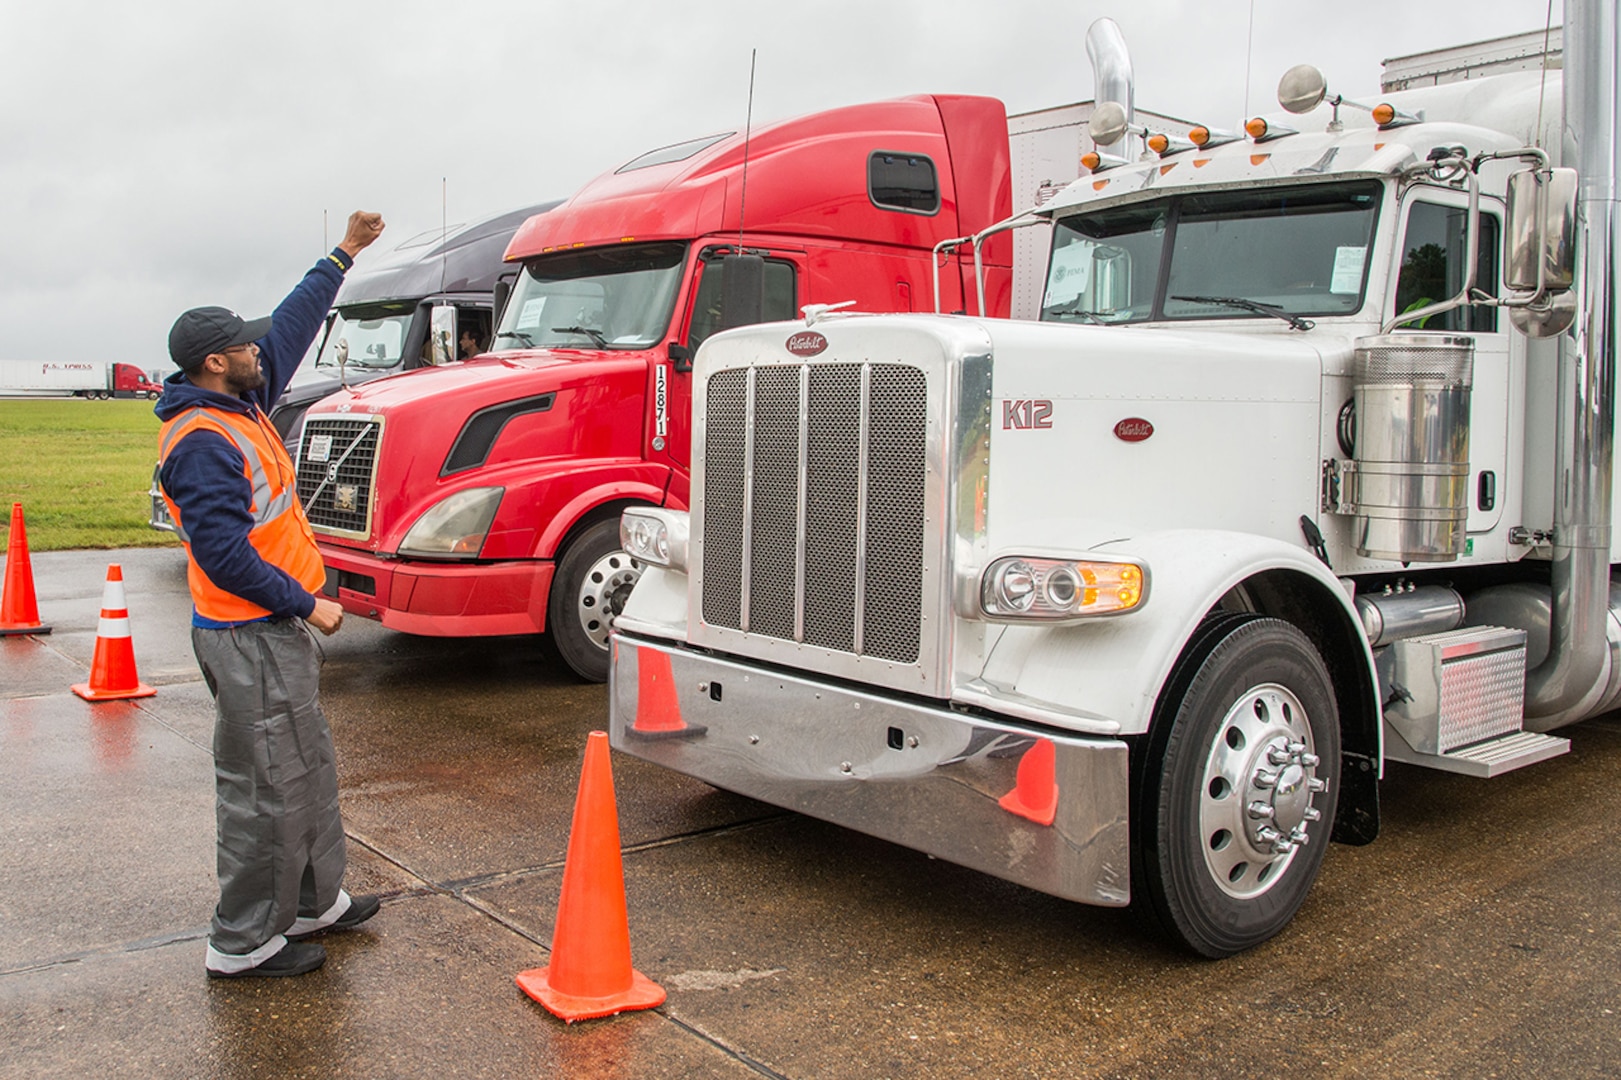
top-left (718, 254), bottom-right (765, 332)
top-left (667, 341), bottom-right (693, 374)
top-left (429, 305), bottom-right (458, 366)
top-left (492, 278), bottom-right (512, 325)
top-left (1505, 167), bottom-right (1577, 293)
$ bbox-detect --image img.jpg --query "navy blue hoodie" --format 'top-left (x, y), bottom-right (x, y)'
top-left (155, 249), bottom-right (353, 626)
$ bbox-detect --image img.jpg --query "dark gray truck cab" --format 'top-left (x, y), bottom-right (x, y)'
top-left (151, 200), bottom-right (559, 531)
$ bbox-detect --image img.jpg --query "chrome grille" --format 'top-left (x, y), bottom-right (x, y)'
top-left (296, 417), bottom-right (381, 537)
top-left (701, 362), bottom-right (926, 664)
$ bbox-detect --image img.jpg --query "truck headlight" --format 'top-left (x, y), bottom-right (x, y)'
top-left (620, 507), bottom-right (689, 572)
top-left (981, 556), bottom-right (1147, 619)
top-left (398, 487), bottom-right (504, 558)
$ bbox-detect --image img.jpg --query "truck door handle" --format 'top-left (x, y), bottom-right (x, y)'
top-left (1477, 470), bottom-right (1496, 512)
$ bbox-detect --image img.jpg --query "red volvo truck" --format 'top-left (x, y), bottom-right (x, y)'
top-left (296, 94), bottom-right (1014, 679)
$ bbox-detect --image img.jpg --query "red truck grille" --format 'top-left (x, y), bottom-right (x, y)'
top-left (699, 362), bottom-right (927, 664)
top-left (296, 417), bottom-right (382, 538)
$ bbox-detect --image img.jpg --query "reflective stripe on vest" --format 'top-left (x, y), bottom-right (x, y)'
top-left (158, 405), bottom-right (324, 622)
top-left (158, 408), bottom-right (295, 542)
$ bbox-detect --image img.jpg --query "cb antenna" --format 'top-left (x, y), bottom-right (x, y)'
top-left (440, 176), bottom-right (449, 293)
top-left (738, 48), bottom-right (756, 247)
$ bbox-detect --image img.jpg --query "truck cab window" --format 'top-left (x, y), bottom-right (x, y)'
top-left (317, 308), bottom-right (414, 370)
top-left (492, 242), bottom-right (686, 351)
top-left (1042, 181), bottom-right (1382, 326)
top-left (1394, 201), bottom-right (1501, 333)
top-left (869, 152), bottom-right (940, 214)
top-left (687, 258), bottom-right (797, 354)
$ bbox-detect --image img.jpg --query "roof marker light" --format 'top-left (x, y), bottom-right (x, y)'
top-left (1246, 118), bottom-right (1298, 143)
top-left (1370, 102), bottom-right (1419, 128)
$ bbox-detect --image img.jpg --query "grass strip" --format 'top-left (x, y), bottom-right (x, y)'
top-left (0, 400), bottom-right (180, 551)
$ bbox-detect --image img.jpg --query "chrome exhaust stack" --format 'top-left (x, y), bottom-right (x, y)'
top-left (1524, 0), bottom-right (1620, 730)
top-left (1086, 18), bottom-right (1136, 160)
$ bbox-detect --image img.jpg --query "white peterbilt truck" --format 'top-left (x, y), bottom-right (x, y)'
top-left (606, 5), bottom-right (1618, 958)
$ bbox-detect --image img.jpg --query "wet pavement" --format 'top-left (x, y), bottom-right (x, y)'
top-left (3, 545), bottom-right (1619, 1078)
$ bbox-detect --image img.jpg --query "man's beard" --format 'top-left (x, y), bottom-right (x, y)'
top-left (225, 358), bottom-right (266, 395)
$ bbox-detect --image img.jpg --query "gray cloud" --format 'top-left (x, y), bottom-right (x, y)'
top-left (0, 0), bottom-right (1548, 370)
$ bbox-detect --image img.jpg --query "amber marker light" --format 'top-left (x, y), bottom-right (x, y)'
top-left (1081, 151), bottom-right (1102, 170)
top-left (1188, 126), bottom-right (1211, 148)
top-left (1147, 133), bottom-right (1170, 154)
top-left (1372, 103), bottom-right (1396, 125)
top-left (1246, 117), bottom-right (1269, 139)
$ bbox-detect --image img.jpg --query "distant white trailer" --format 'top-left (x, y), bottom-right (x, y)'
top-left (0, 359), bottom-right (105, 398)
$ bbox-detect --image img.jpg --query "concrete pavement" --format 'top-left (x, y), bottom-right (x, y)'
top-left (2, 545), bottom-right (1618, 1078)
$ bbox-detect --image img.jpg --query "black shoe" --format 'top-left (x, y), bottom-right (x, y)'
top-left (207, 941), bottom-right (327, 979)
top-left (287, 894), bottom-right (381, 940)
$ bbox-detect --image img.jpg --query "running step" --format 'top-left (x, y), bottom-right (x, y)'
top-left (1382, 725), bottom-right (1569, 778)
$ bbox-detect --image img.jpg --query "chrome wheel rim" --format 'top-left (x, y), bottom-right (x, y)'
top-left (574, 549), bottom-right (642, 650)
top-left (1198, 682), bottom-right (1327, 900)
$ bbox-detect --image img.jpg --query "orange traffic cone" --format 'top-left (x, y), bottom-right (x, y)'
top-left (516, 731), bottom-right (665, 1022)
top-left (627, 647), bottom-right (705, 740)
top-left (1, 503), bottom-right (51, 636)
top-left (71, 564), bottom-right (156, 702)
top-left (998, 736), bottom-right (1058, 826)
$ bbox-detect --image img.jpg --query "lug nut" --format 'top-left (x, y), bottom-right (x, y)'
top-left (1300, 753), bottom-right (1320, 768)
top-left (1254, 769), bottom-right (1278, 789)
top-left (1268, 746), bottom-right (1292, 766)
top-left (1248, 800), bottom-right (1275, 820)
top-left (1303, 807), bottom-right (1322, 822)
top-left (1307, 777), bottom-right (1327, 793)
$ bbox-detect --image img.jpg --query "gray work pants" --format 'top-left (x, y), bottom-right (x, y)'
top-left (192, 619), bottom-right (347, 957)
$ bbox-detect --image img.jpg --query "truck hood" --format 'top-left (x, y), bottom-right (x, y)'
top-left (314, 349), bottom-right (644, 414)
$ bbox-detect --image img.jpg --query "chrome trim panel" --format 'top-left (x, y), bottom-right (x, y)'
top-left (853, 363), bottom-right (872, 655)
top-left (610, 635), bottom-right (1132, 907)
top-left (740, 368), bottom-right (757, 632)
top-left (1528, 0), bottom-right (1618, 727)
top-left (690, 325), bottom-right (977, 697)
top-left (794, 364), bottom-right (809, 642)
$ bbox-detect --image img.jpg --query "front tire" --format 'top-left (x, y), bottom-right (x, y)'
top-left (547, 517), bottom-right (644, 682)
top-left (1135, 615), bottom-right (1340, 957)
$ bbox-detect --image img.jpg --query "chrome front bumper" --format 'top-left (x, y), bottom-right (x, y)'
top-left (609, 634), bottom-right (1132, 907)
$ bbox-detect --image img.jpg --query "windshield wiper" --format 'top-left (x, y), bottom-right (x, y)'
top-left (1045, 306), bottom-right (1103, 324)
top-left (552, 325), bottom-right (608, 348)
top-left (1171, 295), bottom-right (1315, 331)
top-left (495, 330), bottom-right (535, 346)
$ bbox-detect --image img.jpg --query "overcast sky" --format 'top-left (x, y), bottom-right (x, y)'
top-left (0, 0), bottom-right (1550, 370)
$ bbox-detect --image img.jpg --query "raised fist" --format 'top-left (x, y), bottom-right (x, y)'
top-left (338, 211), bottom-right (386, 258)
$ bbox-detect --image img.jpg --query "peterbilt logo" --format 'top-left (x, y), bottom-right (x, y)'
top-left (785, 331), bottom-right (828, 357)
top-left (1114, 418), bottom-right (1154, 442)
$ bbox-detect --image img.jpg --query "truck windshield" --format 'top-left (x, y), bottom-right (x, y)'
top-left (492, 242), bottom-right (686, 352)
top-left (315, 310), bottom-right (415, 370)
top-left (1041, 180), bottom-right (1383, 326)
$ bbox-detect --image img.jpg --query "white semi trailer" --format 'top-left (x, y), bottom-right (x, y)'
top-left (605, 4), bottom-right (1615, 958)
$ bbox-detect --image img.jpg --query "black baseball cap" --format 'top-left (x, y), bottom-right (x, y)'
top-left (168, 306), bottom-right (273, 371)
